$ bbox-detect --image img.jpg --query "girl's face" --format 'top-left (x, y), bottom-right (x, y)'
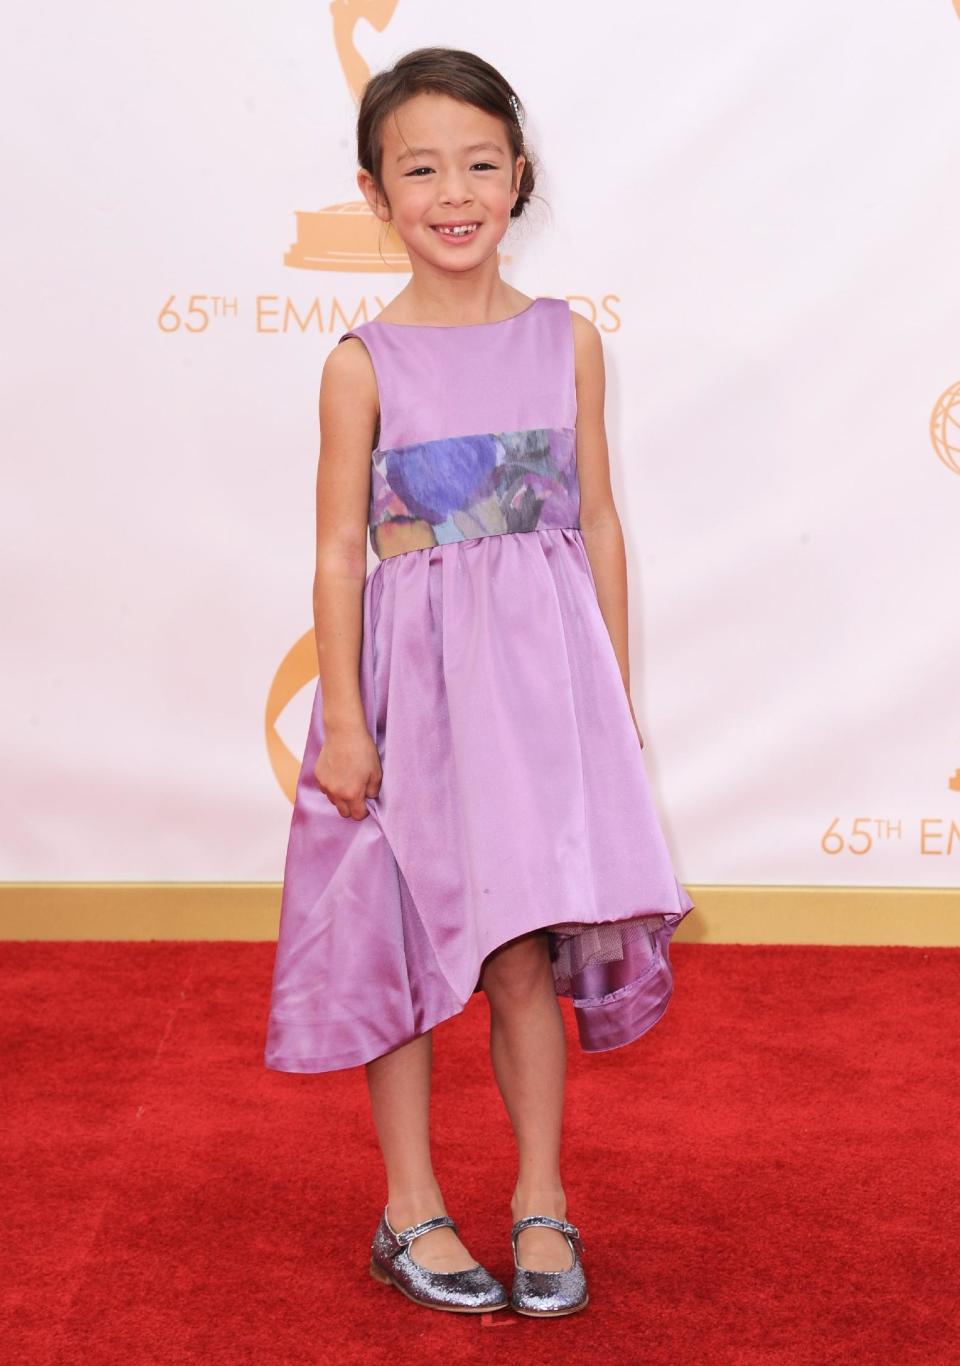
top-left (361, 91), bottom-right (525, 271)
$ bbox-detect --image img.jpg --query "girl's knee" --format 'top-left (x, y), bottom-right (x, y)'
top-left (480, 931), bottom-right (552, 1005)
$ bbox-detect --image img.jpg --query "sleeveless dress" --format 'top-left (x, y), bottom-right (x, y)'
top-left (264, 296), bottom-right (695, 1074)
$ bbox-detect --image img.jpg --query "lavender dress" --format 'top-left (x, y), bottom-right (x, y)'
top-left (264, 296), bottom-right (695, 1073)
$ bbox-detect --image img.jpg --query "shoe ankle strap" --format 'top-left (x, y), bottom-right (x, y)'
top-left (511, 1214), bottom-right (584, 1254)
top-left (388, 1211), bottom-right (458, 1251)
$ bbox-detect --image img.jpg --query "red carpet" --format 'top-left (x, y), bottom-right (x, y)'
top-left (2, 941), bottom-right (957, 1365)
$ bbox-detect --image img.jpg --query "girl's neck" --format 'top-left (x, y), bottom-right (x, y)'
top-left (376, 276), bottom-right (530, 328)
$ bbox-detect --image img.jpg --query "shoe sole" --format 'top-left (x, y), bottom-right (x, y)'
top-left (369, 1259), bottom-right (509, 1315)
top-left (512, 1294), bottom-right (590, 1317)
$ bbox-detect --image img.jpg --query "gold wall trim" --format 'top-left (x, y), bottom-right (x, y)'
top-left (0, 884), bottom-right (958, 945)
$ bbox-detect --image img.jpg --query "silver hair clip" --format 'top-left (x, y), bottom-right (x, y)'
top-left (509, 93), bottom-right (524, 132)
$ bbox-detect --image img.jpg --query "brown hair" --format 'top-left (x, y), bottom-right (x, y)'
top-left (356, 46), bottom-right (538, 221)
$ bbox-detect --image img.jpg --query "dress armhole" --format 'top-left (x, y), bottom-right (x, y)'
top-left (337, 330), bottom-right (382, 451)
top-left (561, 300), bottom-right (579, 430)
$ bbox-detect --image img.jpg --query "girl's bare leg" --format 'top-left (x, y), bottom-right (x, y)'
top-left (364, 1029), bottom-right (477, 1271)
top-left (479, 930), bottom-right (574, 1272)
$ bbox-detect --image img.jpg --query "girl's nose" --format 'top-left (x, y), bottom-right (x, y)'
top-left (438, 176), bottom-right (473, 202)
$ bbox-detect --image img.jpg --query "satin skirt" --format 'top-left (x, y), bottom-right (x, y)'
top-left (264, 527), bottom-right (694, 1073)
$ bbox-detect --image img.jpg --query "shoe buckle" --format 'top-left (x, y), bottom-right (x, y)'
top-left (552, 1219), bottom-right (584, 1256)
top-left (392, 1213), bottom-right (456, 1254)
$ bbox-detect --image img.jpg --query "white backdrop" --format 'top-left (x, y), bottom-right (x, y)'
top-left (2, 1), bottom-right (959, 887)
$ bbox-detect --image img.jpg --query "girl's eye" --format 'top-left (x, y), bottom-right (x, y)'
top-left (405, 162), bottom-right (498, 177)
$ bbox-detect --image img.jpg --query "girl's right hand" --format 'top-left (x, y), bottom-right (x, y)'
top-left (314, 726), bottom-right (383, 821)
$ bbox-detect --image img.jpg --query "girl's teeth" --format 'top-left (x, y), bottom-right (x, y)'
top-left (436, 224), bottom-right (477, 236)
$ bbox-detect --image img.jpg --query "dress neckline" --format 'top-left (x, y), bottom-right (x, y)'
top-left (366, 297), bottom-right (543, 331)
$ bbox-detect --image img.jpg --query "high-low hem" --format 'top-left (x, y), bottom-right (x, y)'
top-left (264, 895), bottom-right (693, 1075)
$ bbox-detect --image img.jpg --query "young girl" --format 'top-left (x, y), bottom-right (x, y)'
top-left (264, 46), bottom-right (694, 1318)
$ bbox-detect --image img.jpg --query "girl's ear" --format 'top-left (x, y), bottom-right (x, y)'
top-left (357, 169), bottom-right (390, 222)
top-left (512, 156), bottom-right (526, 207)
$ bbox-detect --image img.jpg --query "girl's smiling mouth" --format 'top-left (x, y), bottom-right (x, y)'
top-left (431, 221), bottom-right (481, 242)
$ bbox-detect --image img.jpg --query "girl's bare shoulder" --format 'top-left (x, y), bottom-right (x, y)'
top-left (320, 335), bottom-right (378, 412)
top-left (569, 305), bottom-right (603, 355)
top-left (568, 307), bottom-right (605, 400)
top-left (323, 333), bottom-right (376, 383)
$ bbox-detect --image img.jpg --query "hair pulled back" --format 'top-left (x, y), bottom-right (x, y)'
top-left (356, 46), bottom-right (537, 220)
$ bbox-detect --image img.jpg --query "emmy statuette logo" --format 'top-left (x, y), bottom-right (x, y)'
top-left (284, 0), bottom-right (410, 273)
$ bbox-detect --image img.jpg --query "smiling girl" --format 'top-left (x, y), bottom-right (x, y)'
top-left (264, 45), bottom-right (694, 1318)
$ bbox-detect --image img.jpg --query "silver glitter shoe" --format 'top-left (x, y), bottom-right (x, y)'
top-left (369, 1207), bottom-right (509, 1314)
top-left (510, 1214), bottom-right (589, 1317)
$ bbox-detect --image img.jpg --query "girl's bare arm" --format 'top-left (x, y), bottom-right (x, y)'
top-left (312, 337), bottom-right (378, 737)
top-left (571, 312), bottom-right (644, 747)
